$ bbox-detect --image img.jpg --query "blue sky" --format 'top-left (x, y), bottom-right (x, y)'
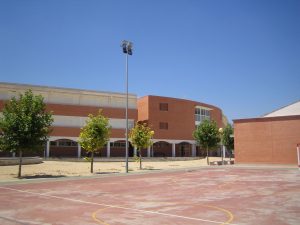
top-left (0, 0), bottom-right (299, 122)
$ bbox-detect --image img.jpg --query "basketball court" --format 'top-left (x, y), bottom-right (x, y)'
top-left (0, 167), bottom-right (299, 225)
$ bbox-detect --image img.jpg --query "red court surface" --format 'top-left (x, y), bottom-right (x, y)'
top-left (0, 167), bottom-right (299, 225)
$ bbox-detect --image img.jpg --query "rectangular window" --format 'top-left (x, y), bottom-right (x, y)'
top-left (110, 142), bottom-right (126, 148)
top-left (159, 103), bottom-right (168, 111)
top-left (159, 122), bottom-right (168, 130)
top-left (195, 107), bottom-right (211, 123)
top-left (50, 141), bottom-right (57, 146)
top-left (57, 140), bottom-right (77, 147)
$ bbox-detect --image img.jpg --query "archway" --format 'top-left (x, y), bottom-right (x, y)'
top-left (175, 142), bottom-right (192, 157)
top-left (153, 141), bottom-right (172, 157)
top-left (110, 140), bottom-right (134, 157)
top-left (50, 139), bottom-right (78, 157)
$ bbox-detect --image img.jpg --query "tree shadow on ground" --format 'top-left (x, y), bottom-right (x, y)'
top-left (95, 172), bottom-right (120, 175)
top-left (142, 168), bottom-right (161, 171)
top-left (20, 174), bottom-right (66, 179)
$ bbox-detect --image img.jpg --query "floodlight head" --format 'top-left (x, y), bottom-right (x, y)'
top-left (121, 40), bottom-right (133, 55)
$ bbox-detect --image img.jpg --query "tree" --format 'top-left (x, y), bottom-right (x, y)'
top-left (0, 90), bottom-right (53, 178)
top-left (129, 123), bottom-right (154, 170)
top-left (78, 110), bottom-right (110, 173)
top-left (221, 124), bottom-right (234, 160)
top-left (193, 120), bottom-right (220, 165)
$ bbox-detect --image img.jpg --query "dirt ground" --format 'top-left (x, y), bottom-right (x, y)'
top-left (0, 157), bottom-right (228, 181)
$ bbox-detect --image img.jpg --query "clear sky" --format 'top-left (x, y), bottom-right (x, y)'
top-left (0, 0), bottom-right (299, 122)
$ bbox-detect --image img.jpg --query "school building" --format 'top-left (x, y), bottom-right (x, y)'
top-left (233, 100), bottom-right (300, 165)
top-left (0, 82), bottom-right (226, 158)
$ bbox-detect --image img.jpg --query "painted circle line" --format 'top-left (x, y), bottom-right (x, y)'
top-left (91, 204), bottom-right (234, 225)
top-left (0, 186), bottom-right (239, 225)
top-left (92, 207), bottom-right (111, 225)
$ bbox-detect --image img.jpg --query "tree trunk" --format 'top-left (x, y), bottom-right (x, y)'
top-left (91, 152), bottom-right (94, 173)
top-left (206, 146), bottom-right (209, 165)
top-left (18, 150), bottom-right (22, 178)
top-left (139, 149), bottom-right (142, 170)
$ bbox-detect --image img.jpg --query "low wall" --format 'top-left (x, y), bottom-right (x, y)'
top-left (0, 157), bottom-right (43, 166)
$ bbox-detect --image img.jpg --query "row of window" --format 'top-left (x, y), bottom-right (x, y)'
top-left (50, 140), bottom-right (127, 148)
top-left (50, 140), bottom-right (78, 147)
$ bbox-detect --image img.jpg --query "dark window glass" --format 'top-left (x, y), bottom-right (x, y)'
top-left (159, 122), bottom-right (168, 130)
top-left (159, 103), bottom-right (168, 111)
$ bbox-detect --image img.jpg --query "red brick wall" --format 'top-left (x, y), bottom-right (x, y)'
top-left (46, 103), bottom-right (137, 119)
top-left (0, 100), bottom-right (136, 140)
top-left (50, 127), bottom-right (127, 139)
top-left (234, 116), bottom-right (300, 165)
top-left (138, 96), bottom-right (223, 140)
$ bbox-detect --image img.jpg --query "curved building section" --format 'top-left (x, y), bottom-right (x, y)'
top-left (138, 95), bottom-right (224, 157)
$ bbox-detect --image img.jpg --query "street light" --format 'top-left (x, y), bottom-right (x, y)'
top-left (121, 40), bottom-right (133, 173)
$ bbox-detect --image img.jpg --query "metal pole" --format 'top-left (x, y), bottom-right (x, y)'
top-left (297, 144), bottom-right (300, 170)
top-left (125, 52), bottom-right (129, 173)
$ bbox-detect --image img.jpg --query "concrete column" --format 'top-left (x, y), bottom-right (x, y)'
top-left (147, 146), bottom-right (151, 157)
top-left (172, 143), bottom-right (176, 157)
top-left (46, 141), bottom-right (50, 158)
top-left (12, 152), bottom-right (16, 158)
top-left (77, 144), bottom-right (81, 158)
top-left (107, 141), bottom-right (111, 158)
top-left (192, 144), bottom-right (196, 157)
top-left (134, 147), bottom-right (137, 157)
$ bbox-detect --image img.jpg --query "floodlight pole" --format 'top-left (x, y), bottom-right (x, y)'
top-left (122, 40), bottom-right (132, 173)
top-left (125, 51), bottom-right (129, 173)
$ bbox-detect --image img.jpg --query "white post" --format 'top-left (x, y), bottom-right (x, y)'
top-left (12, 152), bottom-right (16, 158)
top-left (46, 141), bottom-right (50, 158)
top-left (134, 147), bottom-right (137, 157)
top-left (77, 144), bottom-right (81, 159)
top-left (222, 145), bottom-right (225, 165)
top-left (192, 144), bottom-right (196, 157)
top-left (297, 144), bottom-right (300, 169)
top-left (172, 143), bottom-right (176, 157)
top-left (147, 146), bottom-right (151, 157)
top-left (107, 141), bottom-right (111, 158)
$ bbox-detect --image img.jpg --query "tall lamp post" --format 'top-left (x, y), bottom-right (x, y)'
top-left (121, 40), bottom-right (133, 173)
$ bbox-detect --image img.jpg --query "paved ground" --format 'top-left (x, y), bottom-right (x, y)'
top-left (0, 167), bottom-right (299, 225)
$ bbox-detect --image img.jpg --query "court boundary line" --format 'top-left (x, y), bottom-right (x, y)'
top-left (0, 186), bottom-right (239, 225)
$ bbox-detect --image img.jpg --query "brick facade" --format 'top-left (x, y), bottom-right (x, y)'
top-left (234, 116), bottom-right (300, 165)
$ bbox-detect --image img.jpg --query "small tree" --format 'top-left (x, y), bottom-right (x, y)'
top-left (221, 124), bottom-right (234, 160)
top-left (0, 90), bottom-right (53, 178)
top-left (129, 123), bottom-right (154, 170)
top-left (78, 110), bottom-right (110, 173)
top-left (193, 120), bottom-right (220, 165)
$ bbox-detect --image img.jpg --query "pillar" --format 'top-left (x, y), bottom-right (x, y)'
top-left (147, 146), bottom-right (151, 157)
top-left (134, 147), bottom-right (137, 157)
top-left (192, 144), bottom-right (196, 157)
top-left (77, 144), bottom-right (81, 158)
top-left (46, 141), bottom-right (50, 158)
top-left (107, 141), bottom-right (111, 158)
top-left (172, 143), bottom-right (176, 157)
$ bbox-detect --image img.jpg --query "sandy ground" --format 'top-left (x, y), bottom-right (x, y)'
top-left (0, 157), bottom-right (228, 181)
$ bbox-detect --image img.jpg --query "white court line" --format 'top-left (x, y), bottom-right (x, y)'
top-left (0, 186), bottom-right (239, 225)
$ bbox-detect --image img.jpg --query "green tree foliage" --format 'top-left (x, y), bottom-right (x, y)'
top-left (79, 110), bottom-right (110, 173)
top-left (221, 124), bottom-right (234, 159)
top-left (193, 120), bottom-right (220, 165)
top-left (129, 123), bottom-right (154, 169)
top-left (0, 90), bottom-right (53, 177)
